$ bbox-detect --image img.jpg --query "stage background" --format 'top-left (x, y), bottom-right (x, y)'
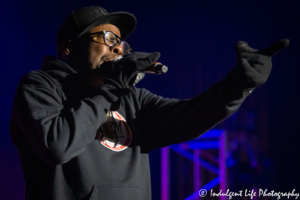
top-left (0, 0), bottom-right (299, 199)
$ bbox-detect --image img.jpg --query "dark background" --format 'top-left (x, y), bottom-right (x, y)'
top-left (0, 0), bottom-right (299, 199)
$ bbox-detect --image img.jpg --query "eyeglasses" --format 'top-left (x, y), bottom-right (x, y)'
top-left (80, 31), bottom-right (132, 55)
top-left (90, 31), bottom-right (121, 47)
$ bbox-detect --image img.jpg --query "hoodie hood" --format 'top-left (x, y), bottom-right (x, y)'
top-left (41, 55), bottom-right (77, 74)
top-left (40, 55), bottom-right (92, 91)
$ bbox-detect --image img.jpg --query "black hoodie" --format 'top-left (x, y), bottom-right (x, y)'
top-left (10, 56), bottom-right (245, 200)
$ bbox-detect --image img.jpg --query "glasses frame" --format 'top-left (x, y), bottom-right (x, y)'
top-left (84, 31), bottom-right (122, 47)
top-left (76, 31), bottom-right (132, 55)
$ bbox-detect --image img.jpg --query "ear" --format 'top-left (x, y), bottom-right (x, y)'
top-left (63, 40), bottom-right (74, 56)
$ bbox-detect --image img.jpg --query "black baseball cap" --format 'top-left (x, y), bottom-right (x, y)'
top-left (57, 6), bottom-right (136, 57)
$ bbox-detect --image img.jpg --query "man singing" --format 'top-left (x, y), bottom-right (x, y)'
top-left (10, 6), bottom-right (288, 200)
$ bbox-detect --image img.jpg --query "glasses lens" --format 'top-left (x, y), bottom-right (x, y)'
top-left (120, 41), bottom-right (131, 55)
top-left (105, 32), bottom-right (117, 47)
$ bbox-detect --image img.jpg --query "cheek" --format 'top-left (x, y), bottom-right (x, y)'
top-left (88, 44), bottom-right (107, 68)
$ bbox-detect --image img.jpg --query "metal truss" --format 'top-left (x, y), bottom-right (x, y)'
top-left (161, 129), bottom-right (226, 200)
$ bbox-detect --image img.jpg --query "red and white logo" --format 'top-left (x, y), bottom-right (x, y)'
top-left (97, 111), bottom-right (132, 152)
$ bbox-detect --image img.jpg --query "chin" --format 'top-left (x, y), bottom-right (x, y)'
top-left (93, 61), bottom-right (114, 77)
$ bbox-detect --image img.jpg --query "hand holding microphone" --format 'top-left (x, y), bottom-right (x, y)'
top-left (105, 51), bottom-right (163, 89)
top-left (99, 51), bottom-right (166, 110)
top-left (118, 41), bottom-right (168, 75)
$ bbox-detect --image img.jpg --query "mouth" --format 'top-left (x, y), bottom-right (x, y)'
top-left (104, 57), bottom-right (118, 62)
top-left (97, 56), bottom-right (118, 69)
top-left (104, 55), bottom-right (119, 62)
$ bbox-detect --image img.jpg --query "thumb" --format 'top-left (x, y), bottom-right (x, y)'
top-left (258, 39), bottom-right (290, 56)
top-left (145, 52), bottom-right (161, 63)
top-left (137, 52), bottom-right (161, 70)
top-left (235, 41), bottom-right (258, 54)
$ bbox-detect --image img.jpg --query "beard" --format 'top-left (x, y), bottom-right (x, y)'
top-left (94, 60), bottom-right (114, 78)
top-left (83, 61), bottom-right (114, 87)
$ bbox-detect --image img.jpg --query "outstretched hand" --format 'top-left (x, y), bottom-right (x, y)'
top-left (235, 39), bottom-right (289, 89)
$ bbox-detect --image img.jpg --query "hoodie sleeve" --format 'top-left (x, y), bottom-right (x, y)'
top-left (10, 71), bottom-right (111, 165)
top-left (136, 69), bottom-right (248, 152)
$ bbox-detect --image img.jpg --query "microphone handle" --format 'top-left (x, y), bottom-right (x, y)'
top-left (142, 62), bottom-right (168, 74)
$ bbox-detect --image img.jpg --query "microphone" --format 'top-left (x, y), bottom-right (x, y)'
top-left (142, 62), bottom-right (168, 74)
top-left (114, 56), bottom-right (168, 75)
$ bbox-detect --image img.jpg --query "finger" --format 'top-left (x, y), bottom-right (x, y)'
top-left (137, 52), bottom-right (161, 70)
top-left (235, 41), bottom-right (258, 54)
top-left (132, 52), bottom-right (151, 58)
top-left (258, 39), bottom-right (290, 56)
top-left (238, 58), bottom-right (258, 75)
top-left (118, 56), bottom-right (138, 71)
top-left (239, 52), bottom-right (268, 65)
top-left (130, 52), bottom-right (158, 59)
top-left (145, 52), bottom-right (161, 63)
top-left (238, 58), bottom-right (261, 84)
top-left (250, 63), bottom-right (269, 74)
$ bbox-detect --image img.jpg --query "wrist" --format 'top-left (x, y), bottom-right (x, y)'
top-left (225, 69), bottom-right (255, 100)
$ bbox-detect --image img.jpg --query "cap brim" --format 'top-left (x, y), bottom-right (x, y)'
top-left (77, 12), bottom-right (136, 40)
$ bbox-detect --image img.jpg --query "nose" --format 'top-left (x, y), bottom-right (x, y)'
top-left (111, 43), bottom-right (123, 56)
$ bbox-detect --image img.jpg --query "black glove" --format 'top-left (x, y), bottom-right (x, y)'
top-left (105, 52), bottom-right (161, 89)
top-left (235, 39), bottom-right (290, 89)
